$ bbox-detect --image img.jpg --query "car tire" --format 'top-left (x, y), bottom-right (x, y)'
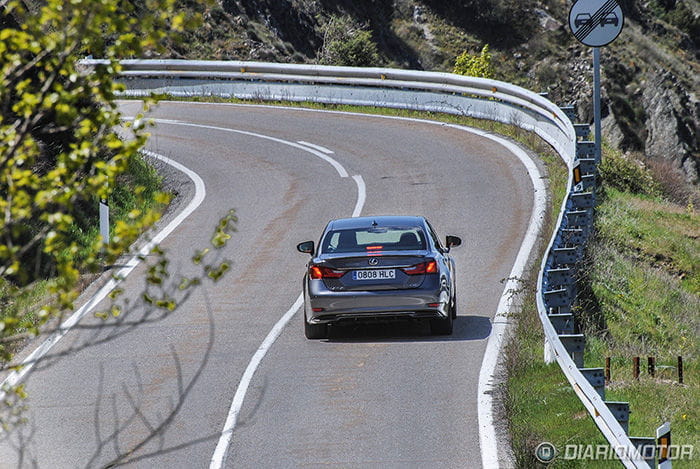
top-left (450, 294), bottom-right (458, 320)
top-left (304, 318), bottom-right (328, 339)
top-left (430, 314), bottom-right (453, 335)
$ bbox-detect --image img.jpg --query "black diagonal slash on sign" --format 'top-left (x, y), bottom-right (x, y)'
top-left (574, 0), bottom-right (619, 42)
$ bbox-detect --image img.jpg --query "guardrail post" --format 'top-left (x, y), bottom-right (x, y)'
top-left (570, 191), bottom-right (595, 210)
top-left (574, 123), bottom-right (590, 140)
top-left (579, 172), bottom-right (597, 191)
top-left (545, 267), bottom-right (574, 286)
top-left (559, 334), bottom-right (585, 368)
top-left (580, 368), bottom-right (605, 399)
top-left (657, 422), bottom-right (672, 469)
top-left (629, 437), bottom-right (656, 468)
top-left (552, 246), bottom-right (579, 265)
top-left (560, 104), bottom-right (576, 123)
top-left (560, 228), bottom-right (587, 246)
top-left (576, 141), bottom-right (596, 159)
top-left (549, 313), bottom-right (575, 334)
top-left (605, 401), bottom-right (630, 434)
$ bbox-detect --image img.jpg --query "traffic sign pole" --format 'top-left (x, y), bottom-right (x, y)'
top-left (593, 47), bottom-right (602, 164)
top-left (569, 0), bottom-right (624, 165)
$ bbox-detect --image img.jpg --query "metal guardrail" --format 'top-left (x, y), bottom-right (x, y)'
top-left (88, 59), bottom-right (650, 467)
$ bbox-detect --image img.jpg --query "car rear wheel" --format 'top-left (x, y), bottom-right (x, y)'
top-left (304, 318), bottom-right (328, 339)
top-left (430, 314), bottom-right (453, 335)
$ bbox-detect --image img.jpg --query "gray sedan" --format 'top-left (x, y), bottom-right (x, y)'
top-left (297, 216), bottom-right (461, 339)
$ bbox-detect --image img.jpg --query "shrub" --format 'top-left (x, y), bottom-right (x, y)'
top-left (647, 157), bottom-right (700, 208)
top-left (599, 149), bottom-right (660, 196)
top-left (453, 44), bottom-right (495, 78)
top-left (318, 15), bottom-right (381, 67)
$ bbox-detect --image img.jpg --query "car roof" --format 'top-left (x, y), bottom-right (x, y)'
top-left (327, 215), bottom-right (427, 231)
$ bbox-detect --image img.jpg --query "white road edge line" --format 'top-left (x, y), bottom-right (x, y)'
top-left (125, 101), bottom-right (544, 467)
top-left (196, 124), bottom-right (365, 468)
top-left (297, 140), bottom-right (334, 154)
top-left (468, 129), bottom-right (546, 469)
top-left (0, 150), bottom-right (206, 402)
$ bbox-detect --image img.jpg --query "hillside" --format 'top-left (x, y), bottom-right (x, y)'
top-left (161, 0), bottom-right (699, 196)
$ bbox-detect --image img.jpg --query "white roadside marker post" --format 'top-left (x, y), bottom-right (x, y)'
top-left (99, 198), bottom-right (109, 246)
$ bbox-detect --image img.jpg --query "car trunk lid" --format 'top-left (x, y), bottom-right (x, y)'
top-left (313, 253), bottom-right (431, 291)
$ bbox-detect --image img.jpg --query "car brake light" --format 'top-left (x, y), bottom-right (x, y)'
top-left (402, 260), bottom-right (438, 275)
top-left (309, 265), bottom-right (345, 279)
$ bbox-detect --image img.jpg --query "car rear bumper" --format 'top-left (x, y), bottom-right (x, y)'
top-left (304, 278), bottom-right (450, 324)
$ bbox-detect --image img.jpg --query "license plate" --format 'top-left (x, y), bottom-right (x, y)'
top-left (353, 269), bottom-right (396, 281)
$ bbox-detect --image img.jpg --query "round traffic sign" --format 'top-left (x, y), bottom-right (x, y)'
top-left (569, 0), bottom-right (624, 47)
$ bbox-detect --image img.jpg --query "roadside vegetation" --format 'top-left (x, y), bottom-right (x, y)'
top-left (506, 147), bottom-right (699, 468)
top-left (0, 2), bottom-right (237, 441)
top-left (119, 31), bottom-right (697, 462)
top-left (0, 153), bottom-right (168, 359)
top-left (4, 0), bottom-right (696, 463)
top-left (0, 0), bottom-right (185, 363)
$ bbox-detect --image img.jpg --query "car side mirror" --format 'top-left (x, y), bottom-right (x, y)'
top-left (445, 235), bottom-right (462, 250)
top-left (297, 241), bottom-right (315, 255)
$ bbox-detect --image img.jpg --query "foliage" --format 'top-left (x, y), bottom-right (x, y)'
top-left (318, 15), bottom-right (381, 67)
top-left (0, 0), bottom-right (214, 358)
top-left (599, 146), bottom-right (660, 196)
top-left (579, 187), bottom-right (700, 460)
top-left (650, 0), bottom-right (700, 48)
top-left (594, 190), bottom-right (699, 295)
top-left (422, 0), bottom-right (538, 47)
top-left (507, 188), bottom-right (699, 467)
top-left (453, 44), bottom-right (495, 78)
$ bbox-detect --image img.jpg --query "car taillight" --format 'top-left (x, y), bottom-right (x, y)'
top-left (402, 260), bottom-right (438, 275)
top-left (309, 265), bottom-right (345, 279)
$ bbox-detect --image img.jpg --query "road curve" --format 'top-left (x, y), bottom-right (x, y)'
top-left (0, 102), bottom-right (534, 468)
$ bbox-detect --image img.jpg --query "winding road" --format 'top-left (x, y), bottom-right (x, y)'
top-left (0, 101), bottom-right (536, 468)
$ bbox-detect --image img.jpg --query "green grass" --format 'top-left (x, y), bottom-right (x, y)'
top-left (505, 304), bottom-right (618, 468)
top-left (135, 94), bottom-right (699, 466)
top-left (594, 191), bottom-right (699, 295)
top-left (581, 187), bottom-right (699, 461)
top-left (66, 153), bottom-right (167, 264)
top-left (0, 152), bottom-right (168, 358)
top-left (507, 147), bottom-right (699, 467)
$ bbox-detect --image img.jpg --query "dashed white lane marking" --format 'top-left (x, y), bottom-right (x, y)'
top-left (122, 102), bottom-right (541, 468)
top-left (0, 150), bottom-right (207, 403)
top-left (152, 119), bottom-right (349, 178)
top-left (142, 120), bottom-right (368, 469)
top-left (297, 141), bottom-right (334, 154)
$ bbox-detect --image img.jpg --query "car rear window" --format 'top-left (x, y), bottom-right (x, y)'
top-left (321, 227), bottom-right (427, 253)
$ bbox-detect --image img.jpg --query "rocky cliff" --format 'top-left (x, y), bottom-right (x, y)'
top-left (171, 0), bottom-right (698, 187)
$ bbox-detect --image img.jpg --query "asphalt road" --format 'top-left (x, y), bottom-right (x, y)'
top-left (0, 102), bottom-right (534, 468)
